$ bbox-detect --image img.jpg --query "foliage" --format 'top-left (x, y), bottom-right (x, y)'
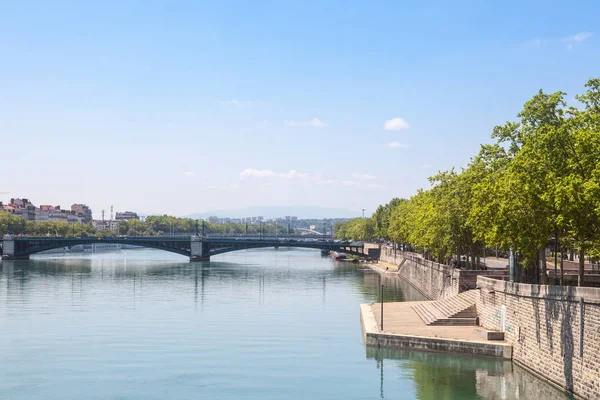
top-left (336, 79), bottom-right (600, 285)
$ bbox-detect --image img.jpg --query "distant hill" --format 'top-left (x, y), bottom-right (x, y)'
top-left (186, 206), bottom-right (362, 219)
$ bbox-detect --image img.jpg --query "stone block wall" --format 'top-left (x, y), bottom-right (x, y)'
top-left (477, 276), bottom-right (600, 399)
top-left (371, 244), bottom-right (507, 300)
top-left (397, 258), bottom-right (455, 300)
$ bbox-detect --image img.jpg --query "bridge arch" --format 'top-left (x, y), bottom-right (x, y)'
top-left (4, 237), bottom-right (193, 259)
top-left (206, 242), bottom-right (365, 257)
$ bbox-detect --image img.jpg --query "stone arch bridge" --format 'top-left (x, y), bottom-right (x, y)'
top-left (0, 235), bottom-right (365, 261)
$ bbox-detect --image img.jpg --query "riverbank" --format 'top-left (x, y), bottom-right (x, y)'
top-left (362, 253), bottom-right (600, 399)
top-left (361, 261), bottom-right (512, 359)
top-left (360, 302), bottom-right (512, 359)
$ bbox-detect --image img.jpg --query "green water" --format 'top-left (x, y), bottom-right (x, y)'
top-left (0, 248), bottom-right (570, 399)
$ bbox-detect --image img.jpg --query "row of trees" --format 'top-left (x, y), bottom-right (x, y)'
top-left (117, 215), bottom-right (289, 236)
top-left (0, 212), bottom-right (292, 238)
top-left (336, 79), bottom-right (600, 286)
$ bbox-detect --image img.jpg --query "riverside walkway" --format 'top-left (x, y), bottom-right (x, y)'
top-left (361, 301), bottom-right (512, 360)
top-left (361, 262), bottom-right (512, 359)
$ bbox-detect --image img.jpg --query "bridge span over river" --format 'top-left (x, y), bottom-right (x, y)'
top-left (0, 235), bottom-right (366, 261)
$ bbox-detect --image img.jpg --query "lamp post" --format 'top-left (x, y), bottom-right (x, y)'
top-left (380, 283), bottom-right (384, 331)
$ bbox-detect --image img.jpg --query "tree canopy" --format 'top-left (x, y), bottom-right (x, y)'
top-left (335, 79), bottom-right (600, 285)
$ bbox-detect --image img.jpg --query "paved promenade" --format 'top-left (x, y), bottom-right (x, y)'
top-left (361, 262), bottom-right (512, 359)
top-left (371, 301), bottom-right (486, 341)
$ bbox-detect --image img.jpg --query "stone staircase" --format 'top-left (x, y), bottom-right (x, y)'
top-left (411, 290), bottom-right (479, 326)
top-left (396, 257), bottom-right (407, 271)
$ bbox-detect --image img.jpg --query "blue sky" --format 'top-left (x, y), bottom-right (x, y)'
top-left (0, 0), bottom-right (598, 218)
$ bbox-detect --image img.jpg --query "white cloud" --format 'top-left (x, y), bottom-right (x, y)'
top-left (316, 180), bottom-right (335, 185)
top-left (309, 118), bottom-right (327, 128)
top-left (206, 185), bottom-right (217, 190)
top-left (341, 180), bottom-right (359, 186)
top-left (567, 31), bottom-right (592, 42)
top-left (240, 169), bottom-right (277, 179)
top-left (280, 170), bottom-right (309, 180)
top-left (351, 173), bottom-right (376, 181)
top-left (387, 142), bottom-right (410, 148)
top-left (384, 118), bottom-right (409, 130)
top-left (421, 164), bottom-right (433, 169)
top-left (365, 183), bottom-right (387, 189)
top-left (261, 182), bottom-right (276, 187)
top-left (240, 168), bottom-right (309, 180)
top-left (562, 32), bottom-right (592, 50)
top-left (183, 171), bottom-right (195, 177)
top-left (284, 118), bottom-right (327, 128)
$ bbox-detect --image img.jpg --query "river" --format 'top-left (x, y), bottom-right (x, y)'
top-left (0, 248), bottom-right (571, 399)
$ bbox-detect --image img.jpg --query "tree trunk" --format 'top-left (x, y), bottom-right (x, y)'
top-left (476, 255), bottom-right (481, 271)
top-left (578, 248), bottom-right (585, 287)
top-left (569, 248), bottom-right (574, 261)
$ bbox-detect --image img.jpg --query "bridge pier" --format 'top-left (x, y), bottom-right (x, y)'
top-left (2, 255), bottom-right (30, 260)
top-left (2, 235), bottom-right (30, 259)
top-left (190, 255), bottom-right (210, 261)
top-left (190, 236), bottom-right (210, 261)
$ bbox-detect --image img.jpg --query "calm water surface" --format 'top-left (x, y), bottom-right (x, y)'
top-left (0, 248), bottom-right (570, 399)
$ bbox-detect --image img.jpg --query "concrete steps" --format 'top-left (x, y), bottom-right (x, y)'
top-left (411, 290), bottom-right (479, 326)
top-left (397, 258), bottom-right (407, 271)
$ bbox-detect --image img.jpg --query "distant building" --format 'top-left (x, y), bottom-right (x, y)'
top-left (37, 205), bottom-right (82, 224)
top-left (93, 220), bottom-right (118, 231)
top-left (115, 211), bottom-right (139, 221)
top-left (10, 198), bottom-right (31, 208)
top-left (207, 216), bottom-right (220, 224)
top-left (71, 204), bottom-right (93, 223)
top-left (6, 198), bottom-right (36, 220)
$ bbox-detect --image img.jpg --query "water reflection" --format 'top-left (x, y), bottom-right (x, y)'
top-left (0, 248), bottom-right (570, 400)
top-left (1, 253), bottom-right (420, 305)
top-left (367, 347), bottom-right (573, 399)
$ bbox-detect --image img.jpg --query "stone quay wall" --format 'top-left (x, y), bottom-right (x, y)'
top-left (477, 276), bottom-right (600, 399)
top-left (369, 244), bottom-right (506, 300)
